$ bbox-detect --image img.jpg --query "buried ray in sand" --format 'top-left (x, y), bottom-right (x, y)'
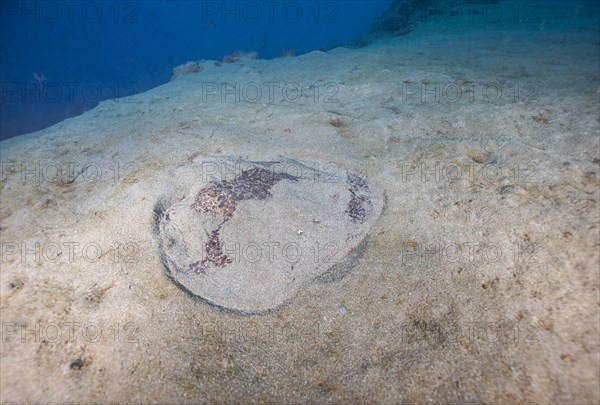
top-left (154, 157), bottom-right (385, 313)
top-left (1, 1), bottom-right (599, 402)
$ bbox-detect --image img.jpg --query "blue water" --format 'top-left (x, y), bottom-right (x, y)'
top-left (0, 0), bottom-right (392, 140)
top-left (1, 1), bottom-right (598, 140)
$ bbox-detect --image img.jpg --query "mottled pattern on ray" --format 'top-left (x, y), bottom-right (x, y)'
top-left (155, 157), bottom-right (384, 313)
top-left (188, 167), bottom-right (300, 274)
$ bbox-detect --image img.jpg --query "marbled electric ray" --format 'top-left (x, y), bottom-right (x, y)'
top-left (154, 157), bottom-right (384, 313)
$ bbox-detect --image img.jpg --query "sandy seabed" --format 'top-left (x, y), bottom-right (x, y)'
top-left (1, 5), bottom-right (599, 404)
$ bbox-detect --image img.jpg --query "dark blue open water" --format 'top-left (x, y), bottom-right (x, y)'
top-left (0, 0), bottom-right (392, 139)
top-left (0, 1), bottom-right (598, 140)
